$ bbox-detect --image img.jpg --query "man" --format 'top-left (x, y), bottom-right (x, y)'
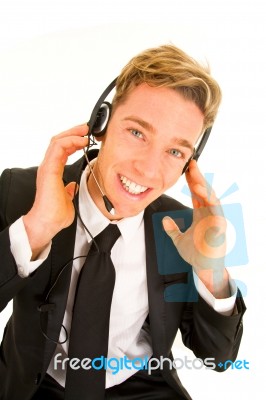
top-left (0, 44), bottom-right (245, 399)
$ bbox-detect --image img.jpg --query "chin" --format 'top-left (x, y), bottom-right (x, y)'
top-left (112, 202), bottom-right (145, 219)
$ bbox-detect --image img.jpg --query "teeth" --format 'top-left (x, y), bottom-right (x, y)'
top-left (120, 175), bottom-right (148, 195)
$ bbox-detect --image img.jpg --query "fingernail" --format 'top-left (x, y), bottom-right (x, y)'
top-left (162, 217), bottom-right (175, 231)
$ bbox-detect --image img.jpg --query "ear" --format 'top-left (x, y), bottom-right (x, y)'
top-left (94, 135), bottom-right (105, 143)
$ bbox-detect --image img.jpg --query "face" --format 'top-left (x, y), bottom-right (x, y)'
top-left (88, 83), bottom-right (204, 220)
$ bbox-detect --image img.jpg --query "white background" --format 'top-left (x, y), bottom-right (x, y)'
top-left (0, 0), bottom-right (265, 398)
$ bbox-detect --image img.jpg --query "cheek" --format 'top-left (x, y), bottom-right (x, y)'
top-left (163, 170), bottom-right (181, 191)
top-left (103, 143), bottom-right (133, 173)
top-left (101, 133), bottom-right (125, 160)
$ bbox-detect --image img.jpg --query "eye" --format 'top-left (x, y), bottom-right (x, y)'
top-left (169, 148), bottom-right (183, 158)
top-left (130, 129), bottom-right (143, 139)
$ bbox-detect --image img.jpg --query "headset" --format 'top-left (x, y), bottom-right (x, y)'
top-left (86, 77), bottom-right (213, 176)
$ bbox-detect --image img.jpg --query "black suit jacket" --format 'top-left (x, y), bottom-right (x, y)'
top-left (0, 154), bottom-right (246, 400)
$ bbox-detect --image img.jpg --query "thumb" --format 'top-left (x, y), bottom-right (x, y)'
top-left (65, 182), bottom-right (79, 200)
top-left (162, 216), bottom-right (182, 245)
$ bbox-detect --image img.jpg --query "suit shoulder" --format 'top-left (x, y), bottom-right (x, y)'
top-left (156, 193), bottom-right (191, 212)
top-left (0, 166), bottom-right (38, 198)
top-left (0, 166), bottom-right (38, 224)
top-left (1, 165), bottom-right (38, 179)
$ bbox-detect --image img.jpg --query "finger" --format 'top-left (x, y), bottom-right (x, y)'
top-left (65, 182), bottom-right (79, 200)
top-left (185, 160), bottom-right (219, 207)
top-left (162, 216), bottom-right (182, 244)
top-left (51, 123), bottom-right (89, 141)
top-left (40, 135), bottom-right (88, 176)
top-left (47, 135), bottom-right (88, 158)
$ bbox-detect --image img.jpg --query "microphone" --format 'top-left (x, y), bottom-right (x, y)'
top-left (102, 195), bottom-right (115, 215)
top-left (83, 149), bottom-right (115, 215)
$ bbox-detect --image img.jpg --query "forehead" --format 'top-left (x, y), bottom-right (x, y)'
top-left (112, 83), bottom-right (204, 143)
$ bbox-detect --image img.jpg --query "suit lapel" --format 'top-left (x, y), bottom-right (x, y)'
top-left (144, 199), bottom-right (167, 358)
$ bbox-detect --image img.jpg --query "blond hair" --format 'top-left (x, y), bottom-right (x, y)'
top-left (112, 44), bottom-right (222, 131)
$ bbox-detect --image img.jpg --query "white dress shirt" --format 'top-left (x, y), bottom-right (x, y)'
top-left (9, 165), bottom-right (236, 388)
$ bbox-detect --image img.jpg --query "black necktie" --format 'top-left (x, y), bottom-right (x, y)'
top-left (65, 224), bottom-right (121, 400)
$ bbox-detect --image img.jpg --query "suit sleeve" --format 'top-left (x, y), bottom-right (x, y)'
top-left (0, 168), bottom-right (39, 311)
top-left (180, 289), bottom-right (246, 371)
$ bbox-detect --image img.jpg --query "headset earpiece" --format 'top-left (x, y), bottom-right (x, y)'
top-left (181, 127), bottom-right (213, 175)
top-left (90, 101), bottom-right (112, 137)
top-left (181, 154), bottom-right (193, 175)
top-left (87, 78), bottom-right (117, 139)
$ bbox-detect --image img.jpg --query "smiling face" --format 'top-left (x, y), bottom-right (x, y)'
top-left (88, 83), bottom-right (204, 220)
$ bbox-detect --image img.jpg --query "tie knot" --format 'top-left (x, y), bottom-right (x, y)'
top-left (92, 224), bottom-right (120, 253)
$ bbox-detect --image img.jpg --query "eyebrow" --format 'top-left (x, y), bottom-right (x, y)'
top-left (170, 137), bottom-right (194, 153)
top-left (123, 115), bottom-right (194, 152)
top-left (123, 116), bottom-right (156, 133)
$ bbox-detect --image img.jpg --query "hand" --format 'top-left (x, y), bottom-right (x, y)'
top-left (23, 124), bottom-right (88, 258)
top-left (162, 160), bottom-right (230, 298)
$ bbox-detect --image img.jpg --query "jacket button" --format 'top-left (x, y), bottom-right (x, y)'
top-left (35, 373), bottom-right (42, 385)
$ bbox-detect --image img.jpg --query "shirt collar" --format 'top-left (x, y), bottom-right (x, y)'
top-left (78, 166), bottom-right (144, 244)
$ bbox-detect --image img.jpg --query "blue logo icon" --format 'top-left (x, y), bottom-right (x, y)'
top-left (152, 174), bottom-right (248, 302)
top-left (180, 173), bottom-right (248, 267)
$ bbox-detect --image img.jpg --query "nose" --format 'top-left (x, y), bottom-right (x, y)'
top-left (133, 151), bottom-right (161, 181)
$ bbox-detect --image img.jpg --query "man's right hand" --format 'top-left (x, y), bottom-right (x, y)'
top-left (23, 124), bottom-right (89, 259)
